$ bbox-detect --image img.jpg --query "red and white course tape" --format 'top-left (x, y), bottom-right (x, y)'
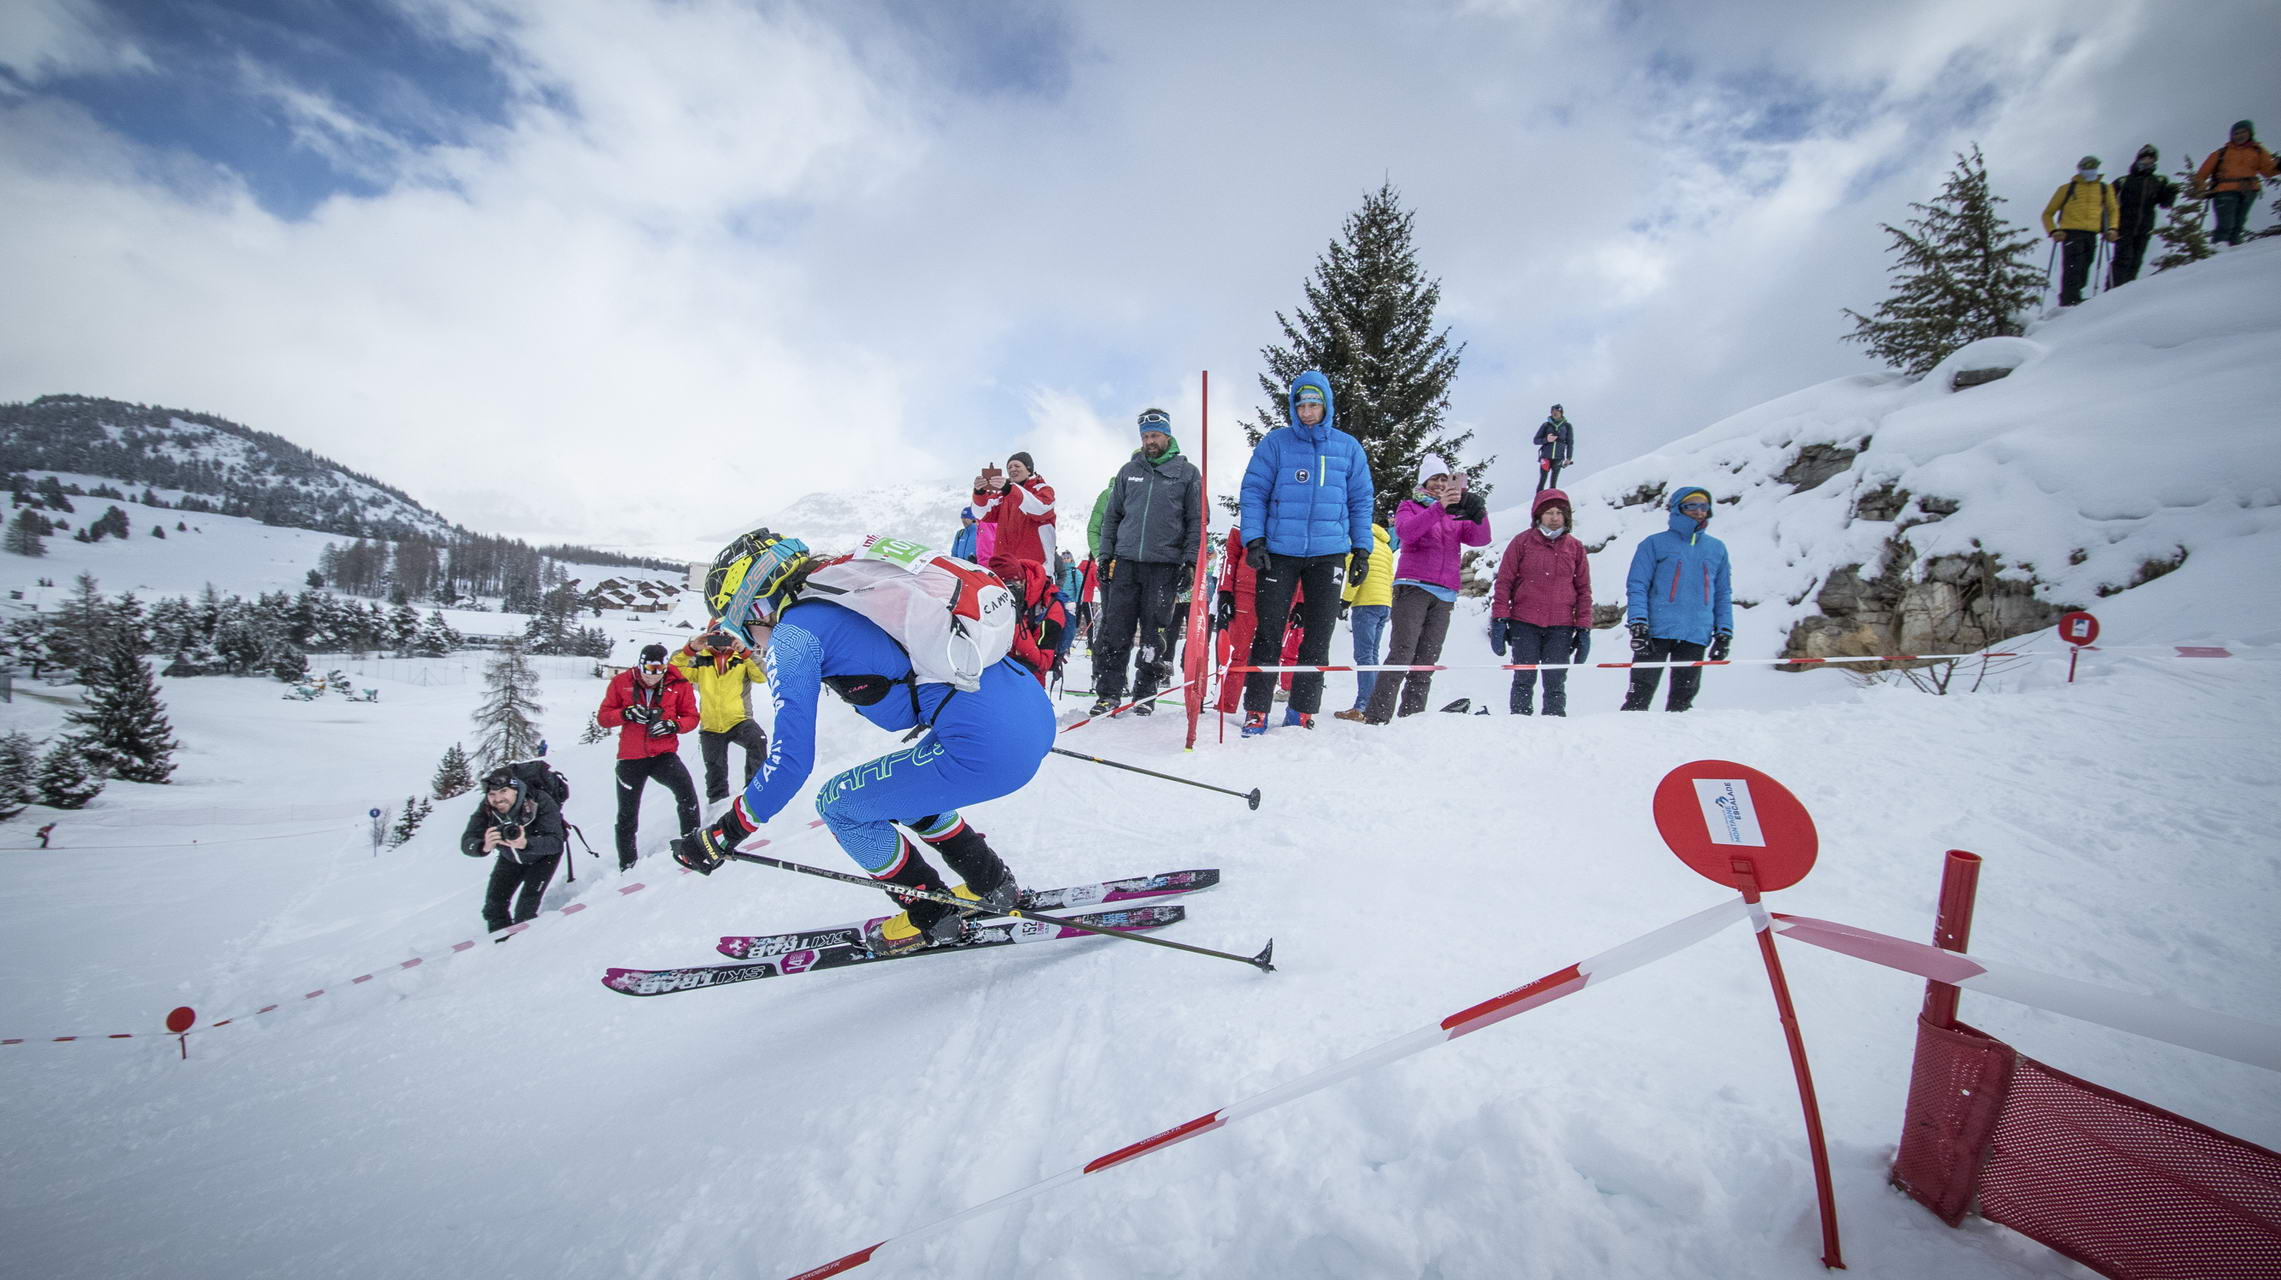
top-left (1230, 644), bottom-right (2241, 676)
top-left (784, 896), bottom-right (1754, 1279)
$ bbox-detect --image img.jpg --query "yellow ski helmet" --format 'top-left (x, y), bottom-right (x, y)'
top-left (705, 529), bottom-right (811, 646)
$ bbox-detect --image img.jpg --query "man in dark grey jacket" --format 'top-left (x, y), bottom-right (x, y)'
top-left (460, 766), bottom-right (568, 934)
top-left (1088, 408), bottom-right (1204, 717)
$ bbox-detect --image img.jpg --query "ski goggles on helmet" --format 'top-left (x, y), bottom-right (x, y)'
top-left (707, 529), bottom-right (810, 647)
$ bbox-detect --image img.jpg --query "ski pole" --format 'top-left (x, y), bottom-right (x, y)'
top-left (723, 848), bottom-right (1272, 971)
top-left (1057, 676), bottom-right (1198, 734)
top-left (1049, 747), bottom-right (1262, 809)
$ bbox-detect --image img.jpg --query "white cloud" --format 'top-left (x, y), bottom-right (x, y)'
top-left (0, 0), bottom-right (2273, 550)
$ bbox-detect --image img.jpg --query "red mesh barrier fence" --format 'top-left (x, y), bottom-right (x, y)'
top-left (1893, 1018), bottom-right (2281, 1279)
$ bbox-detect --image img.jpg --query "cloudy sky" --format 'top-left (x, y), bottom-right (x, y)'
top-left (1, 0), bottom-right (2272, 555)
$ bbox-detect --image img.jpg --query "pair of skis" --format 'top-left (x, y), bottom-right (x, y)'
top-left (601, 869), bottom-right (1220, 998)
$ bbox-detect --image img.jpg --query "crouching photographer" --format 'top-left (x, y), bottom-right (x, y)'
top-left (459, 766), bottom-right (568, 935)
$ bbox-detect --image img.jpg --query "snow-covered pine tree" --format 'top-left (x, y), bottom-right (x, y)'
top-left (579, 712), bottom-right (609, 745)
top-left (66, 635), bottom-right (180, 784)
top-left (470, 644), bottom-right (545, 769)
top-left (389, 795), bottom-right (429, 846)
top-left (5, 506), bottom-right (48, 557)
top-left (35, 739), bottom-right (103, 809)
top-left (414, 610), bottom-right (462, 657)
top-left (2153, 157), bottom-right (2215, 271)
top-left (432, 743), bottom-right (475, 799)
top-left (47, 572), bottom-right (111, 678)
top-left (0, 730), bottom-right (38, 819)
top-left (1842, 145), bottom-right (2044, 377)
top-left (1241, 182), bottom-right (1476, 526)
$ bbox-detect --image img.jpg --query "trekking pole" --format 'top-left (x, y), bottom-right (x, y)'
top-left (723, 847), bottom-right (1274, 972)
top-left (2045, 238), bottom-right (2060, 304)
top-left (1050, 746), bottom-right (1262, 809)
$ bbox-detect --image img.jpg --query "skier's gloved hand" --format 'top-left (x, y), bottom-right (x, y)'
top-left (1628, 620), bottom-right (1652, 654)
top-left (1489, 616), bottom-right (1509, 657)
top-left (671, 803), bottom-right (757, 876)
top-left (1214, 591), bottom-right (1235, 630)
top-left (620, 704), bottom-right (657, 726)
top-left (1708, 631), bottom-right (1733, 662)
top-left (1347, 547), bottom-right (1369, 584)
top-left (1338, 600), bottom-right (1352, 622)
top-left (1246, 540), bottom-right (1273, 576)
top-left (645, 718), bottom-right (678, 738)
top-left (1101, 557), bottom-right (1116, 582)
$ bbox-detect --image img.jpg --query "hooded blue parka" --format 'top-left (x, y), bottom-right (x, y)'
top-left (1623, 485), bottom-right (1733, 645)
top-left (1238, 370), bottom-right (1375, 558)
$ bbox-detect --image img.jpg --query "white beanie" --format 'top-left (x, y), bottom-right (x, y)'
top-left (1418, 455), bottom-right (1457, 486)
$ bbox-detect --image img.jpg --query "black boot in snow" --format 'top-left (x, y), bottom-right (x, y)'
top-left (922, 821), bottom-right (1020, 914)
top-left (1510, 688), bottom-right (1534, 716)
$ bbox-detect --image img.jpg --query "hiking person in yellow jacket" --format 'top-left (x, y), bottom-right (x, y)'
top-left (672, 628), bottom-right (769, 803)
top-left (1332, 522), bottom-right (1394, 721)
top-left (2043, 155), bottom-right (2120, 307)
top-left (2195, 120), bottom-right (2279, 246)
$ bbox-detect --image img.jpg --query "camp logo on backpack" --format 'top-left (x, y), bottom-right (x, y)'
top-left (800, 536), bottom-right (1016, 692)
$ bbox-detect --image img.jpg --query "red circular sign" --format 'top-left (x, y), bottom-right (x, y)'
top-left (165, 1006), bottom-right (196, 1035)
top-left (2057, 611), bottom-right (2100, 647)
top-left (1652, 760), bottom-right (1818, 893)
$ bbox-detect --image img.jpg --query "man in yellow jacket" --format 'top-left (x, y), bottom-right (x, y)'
top-left (2043, 155), bottom-right (2120, 307)
top-left (1332, 522), bottom-right (1395, 722)
top-left (671, 629), bottom-right (769, 803)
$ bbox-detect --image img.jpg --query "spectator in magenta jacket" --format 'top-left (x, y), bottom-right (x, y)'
top-left (1491, 489), bottom-right (1591, 716)
top-left (1363, 456), bottom-right (1490, 723)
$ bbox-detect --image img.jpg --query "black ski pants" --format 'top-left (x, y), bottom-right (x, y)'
top-left (2058, 230), bottom-right (2099, 305)
top-left (1092, 560), bottom-right (1185, 701)
top-left (1537, 459), bottom-right (1566, 492)
top-left (1366, 585), bottom-right (1454, 722)
top-left (1507, 621), bottom-right (1577, 715)
top-left (698, 720), bottom-right (769, 803)
top-left (2108, 230), bottom-right (2154, 288)
top-left (1242, 553), bottom-right (1346, 715)
top-left (1622, 637), bottom-right (1708, 712)
top-left (483, 853), bottom-right (561, 933)
top-left (614, 753), bottom-right (700, 871)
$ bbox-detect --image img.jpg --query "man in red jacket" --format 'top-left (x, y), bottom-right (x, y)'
top-left (596, 642), bottom-right (701, 870)
top-left (971, 451), bottom-right (1057, 567)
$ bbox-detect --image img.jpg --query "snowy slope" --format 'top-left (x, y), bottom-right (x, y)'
top-left (1503, 240), bottom-right (2281, 663)
top-left (3, 250), bottom-right (2279, 1280)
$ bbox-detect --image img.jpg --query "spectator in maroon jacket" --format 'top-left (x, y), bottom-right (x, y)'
top-left (595, 642), bottom-right (700, 871)
top-left (1492, 489), bottom-right (1592, 716)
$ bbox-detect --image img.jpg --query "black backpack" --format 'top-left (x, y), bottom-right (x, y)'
top-left (508, 759), bottom-right (570, 810)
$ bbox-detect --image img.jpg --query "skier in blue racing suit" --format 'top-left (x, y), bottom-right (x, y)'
top-left (669, 529), bottom-right (1055, 956)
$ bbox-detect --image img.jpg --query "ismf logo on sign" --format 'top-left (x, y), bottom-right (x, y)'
top-left (1692, 778), bottom-right (1767, 847)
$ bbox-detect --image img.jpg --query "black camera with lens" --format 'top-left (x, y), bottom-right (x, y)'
top-left (496, 821), bottom-right (525, 842)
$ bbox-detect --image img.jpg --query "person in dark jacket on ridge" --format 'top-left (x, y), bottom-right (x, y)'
top-left (1534, 405), bottom-right (1574, 492)
top-left (596, 642), bottom-right (701, 870)
top-left (1492, 488), bottom-right (1591, 716)
top-left (1621, 486), bottom-right (1733, 713)
top-left (2108, 144), bottom-right (2176, 288)
top-left (1090, 408), bottom-right (1204, 717)
top-left (460, 765), bottom-right (568, 934)
top-left (1236, 370), bottom-right (1375, 735)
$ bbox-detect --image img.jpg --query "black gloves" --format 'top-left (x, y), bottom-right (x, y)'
top-left (1101, 557), bottom-right (1116, 581)
top-left (620, 704), bottom-right (657, 726)
top-left (1452, 493), bottom-right (1486, 524)
top-left (1628, 621), bottom-right (1652, 655)
top-left (1214, 591), bottom-right (1235, 629)
top-left (1347, 547), bottom-right (1369, 584)
top-left (1708, 632), bottom-right (1733, 662)
top-left (1179, 561), bottom-right (1195, 583)
top-left (1246, 539), bottom-right (1272, 576)
top-left (1489, 617), bottom-right (1509, 657)
top-left (671, 804), bottom-right (758, 876)
top-left (645, 718), bottom-right (678, 738)
top-left (1337, 600), bottom-right (1352, 622)
top-left (1571, 627), bottom-right (1592, 665)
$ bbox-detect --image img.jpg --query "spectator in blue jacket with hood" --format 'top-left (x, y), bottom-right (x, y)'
top-left (950, 507), bottom-right (979, 562)
top-left (1235, 369), bottom-right (1375, 734)
top-left (1621, 484), bottom-right (1734, 712)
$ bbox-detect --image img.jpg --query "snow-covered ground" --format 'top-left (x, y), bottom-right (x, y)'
top-left (3, 248), bottom-right (2278, 1279)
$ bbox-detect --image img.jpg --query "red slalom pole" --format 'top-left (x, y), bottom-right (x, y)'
top-left (1920, 850), bottom-right (1983, 1030)
top-left (1738, 860), bottom-right (1846, 1269)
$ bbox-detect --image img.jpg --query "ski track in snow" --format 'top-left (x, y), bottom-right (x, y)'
top-left (4, 248), bottom-right (2281, 1278)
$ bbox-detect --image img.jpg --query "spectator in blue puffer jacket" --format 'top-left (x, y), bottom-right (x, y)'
top-left (1621, 484), bottom-right (1734, 712)
top-left (1235, 369), bottom-right (1375, 734)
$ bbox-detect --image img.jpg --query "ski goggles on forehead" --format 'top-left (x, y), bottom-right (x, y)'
top-left (1138, 410), bottom-right (1171, 428)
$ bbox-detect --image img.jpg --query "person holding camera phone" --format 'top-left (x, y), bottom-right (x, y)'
top-left (672, 629), bottom-right (769, 803)
top-left (971, 451), bottom-right (1057, 568)
top-left (597, 642), bottom-right (701, 870)
top-left (459, 766), bottom-right (568, 935)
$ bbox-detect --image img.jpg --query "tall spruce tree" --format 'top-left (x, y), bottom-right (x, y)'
top-left (2153, 156), bottom-right (2216, 272)
top-left (1843, 145), bottom-right (2044, 377)
top-left (35, 739), bottom-right (103, 809)
top-left (0, 731), bottom-right (38, 819)
top-left (470, 645), bottom-right (544, 769)
top-left (66, 635), bottom-right (180, 783)
top-left (5, 506), bottom-right (48, 557)
top-left (432, 743), bottom-right (476, 799)
top-left (1243, 182), bottom-right (1475, 526)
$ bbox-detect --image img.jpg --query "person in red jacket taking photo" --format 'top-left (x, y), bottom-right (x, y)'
top-left (1491, 489), bottom-right (1592, 716)
top-left (596, 642), bottom-right (701, 871)
top-left (971, 451), bottom-right (1057, 567)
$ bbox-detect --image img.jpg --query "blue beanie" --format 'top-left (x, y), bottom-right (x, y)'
top-left (1138, 408), bottom-right (1171, 439)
